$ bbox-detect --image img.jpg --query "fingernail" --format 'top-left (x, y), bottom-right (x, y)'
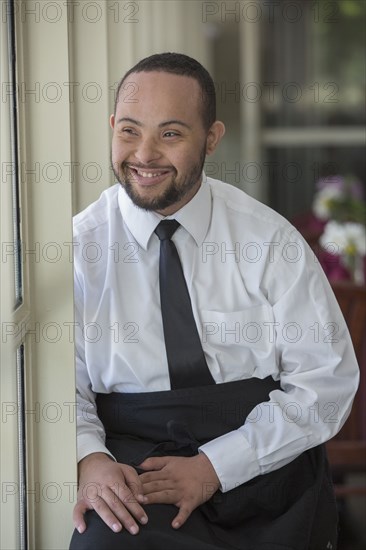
top-left (173, 521), bottom-right (180, 529)
top-left (140, 516), bottom-right (148, 525)
top-left (112, 523), bottom-right (121, 532)
top-left (130, 525), bottom-right (138, 535)
top-left (77, 525), bottom-right (84, 534)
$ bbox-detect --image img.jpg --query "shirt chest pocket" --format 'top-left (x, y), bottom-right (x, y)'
top-left (200, 304), bottom-right (277, 375)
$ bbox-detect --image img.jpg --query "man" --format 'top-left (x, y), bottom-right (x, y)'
top-left (70, 53), bottom-right (359, 550)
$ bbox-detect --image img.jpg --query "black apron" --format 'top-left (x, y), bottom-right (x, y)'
top-left (70, 378), bottom-right (338, 550)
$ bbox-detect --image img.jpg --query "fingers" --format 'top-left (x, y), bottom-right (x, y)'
top-left (143, 490), bottom-right (175, 505)
top-left (122, 464), bottom-right (145, 504)
top-left (73, 498), bottom-right (91, 533)
top-left (139, 469), bottom-right (167, 485)
top-left (139, 456), bottom-right (169, 471)
top-left (116, 464), bottom-right (148, 525)
top-left (139, 460), bottom-right (173, 486)
top-left (74, 478), bottom-right (148, 535)
top-left (141, 476), bottom-right (173, 496)
top-left (73, 486), bottom-right (134, 535)
top-left (109, 479), bottom-right (148, 528)
top-left (75, 457), bottom-right (151, 535)
top-left (94, 486), bottom-right (142, 534)
top-left (172, 505), bottom-right (192, 529)
top-left (139, 455), bottom-right (217, 530)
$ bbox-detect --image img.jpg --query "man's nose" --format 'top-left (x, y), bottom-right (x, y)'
top-left (134, 137), bottom-right (161, 165)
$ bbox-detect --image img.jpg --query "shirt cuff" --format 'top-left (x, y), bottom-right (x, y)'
top-left (77, 433), bottom-right (116, 463)
top-left (198, 430), bottom-right (260, 492)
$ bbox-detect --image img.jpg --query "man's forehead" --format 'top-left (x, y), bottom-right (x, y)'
top-left (119, 71), bottom-right (201, 100)
top-left (123, 69), bottom-right (199, 85)
top-left (116, 71), bottom-right (202, 121)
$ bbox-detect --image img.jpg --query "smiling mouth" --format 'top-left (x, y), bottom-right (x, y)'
top-left (134, 168), bottom-right (168, 178)
top-left (127, 165), bottom-right (173, 186)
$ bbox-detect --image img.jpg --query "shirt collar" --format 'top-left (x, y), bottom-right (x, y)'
top-left (117, 175), bottom-right (212, 250)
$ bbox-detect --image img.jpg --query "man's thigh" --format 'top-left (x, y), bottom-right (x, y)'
top-left (69, 505), bottom-right (227, 550)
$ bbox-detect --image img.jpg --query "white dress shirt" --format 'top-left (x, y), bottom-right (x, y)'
top-left (73, 175), bottom-right (359, 492)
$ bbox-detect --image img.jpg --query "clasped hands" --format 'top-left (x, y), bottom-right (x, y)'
top-left (73, 452), bottom-right (220, 536)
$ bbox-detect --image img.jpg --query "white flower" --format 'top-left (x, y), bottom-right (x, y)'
top-left (320, 221), bottom-right (366, 256)
top-left (312, 186), bottom-right (344, 220)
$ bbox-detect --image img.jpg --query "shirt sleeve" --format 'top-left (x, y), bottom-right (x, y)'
top-left (199, 230), bottom-right (359, 492)
top-left (73, 266), bottom-right (115, 463)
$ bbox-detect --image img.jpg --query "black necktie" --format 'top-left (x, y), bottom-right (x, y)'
top-left (155, 220), bottom-right (215, 389)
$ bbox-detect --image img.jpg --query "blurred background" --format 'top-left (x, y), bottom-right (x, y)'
top-left (1, 1), bottom-right (365, 548)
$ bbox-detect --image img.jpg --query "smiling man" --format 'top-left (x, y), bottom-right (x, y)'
top-left (110, 70), bottom-right (222, 215)
top-left (69, 53), bottom-right (358, 550)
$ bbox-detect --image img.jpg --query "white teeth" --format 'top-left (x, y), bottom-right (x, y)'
top-left (136, 169), bottom-right (164, 178)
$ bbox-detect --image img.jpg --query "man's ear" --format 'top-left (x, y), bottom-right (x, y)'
top-left (110, 114), bottom-right (115, 129)
top-left (206, 121), bottom-right (225, 155)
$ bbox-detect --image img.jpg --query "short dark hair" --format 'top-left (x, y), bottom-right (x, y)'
top-left (114, 52), bottom-right (216, 130)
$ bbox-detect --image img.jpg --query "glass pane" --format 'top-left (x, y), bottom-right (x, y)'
top-left (265, 146), bottom-right (366, 220)
top-left (16, 344), bottom-right (27, 550)
top-left (261, 0), bottom-right (366, 127)
top-left (7, 0), bottom-right (23, 307)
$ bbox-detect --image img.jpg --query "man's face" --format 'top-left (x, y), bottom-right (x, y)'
top-left (110, 71), bottom-right (209, 215)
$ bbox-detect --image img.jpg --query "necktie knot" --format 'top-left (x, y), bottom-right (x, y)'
top-left (155, 219), bottom-right (180, 241)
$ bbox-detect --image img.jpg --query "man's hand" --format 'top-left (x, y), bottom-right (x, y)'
top-left (73, 452), bottom-right (148, 535)
top-left (138, 453), bottom-right (220, 529)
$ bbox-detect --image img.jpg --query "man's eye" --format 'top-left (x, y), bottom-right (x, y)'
top-left (122, 128), bottom-right (137, 135)
top-left (163, 131), bottom-right (179, 138)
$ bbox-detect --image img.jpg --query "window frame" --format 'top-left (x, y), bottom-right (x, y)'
top-left (1, 2), bottom-right (77, 548)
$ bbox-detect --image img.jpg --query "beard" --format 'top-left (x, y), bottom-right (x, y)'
top-left (111, 144), bottom-right (207, 212)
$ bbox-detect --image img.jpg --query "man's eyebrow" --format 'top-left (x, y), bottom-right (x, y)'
top-left (116, 117), bottom-right (192, 130)
top-left (116, 117), bottom-right (142, 126)
top-left (159, 120), bottom-right (191, 130)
